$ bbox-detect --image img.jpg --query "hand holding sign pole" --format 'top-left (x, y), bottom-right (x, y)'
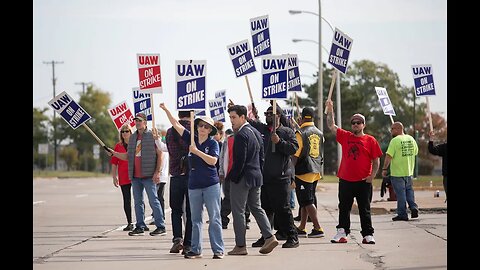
top-left (324, 28), bottom-right (353, 114)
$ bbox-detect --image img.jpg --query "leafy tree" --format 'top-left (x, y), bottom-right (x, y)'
top-left (59, 145), bottom-right (79, 171)
top-left (33, 108), bottom-right (51, 169)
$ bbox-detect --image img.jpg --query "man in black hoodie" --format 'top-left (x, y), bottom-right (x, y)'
top-left (249, 105), bottom-right (299, 248)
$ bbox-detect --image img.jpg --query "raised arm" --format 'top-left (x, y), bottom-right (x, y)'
top-left (159, 103), bottom-right (185, 136)
top-left (325, 99), bottom-right (338, 135)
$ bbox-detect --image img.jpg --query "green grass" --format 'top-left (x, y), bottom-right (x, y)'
top-left (320, 174), bottom-right (444, 190)
top-left (33, 170), bottom-right (109, 178)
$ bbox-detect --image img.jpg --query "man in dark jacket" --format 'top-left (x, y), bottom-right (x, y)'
top-left (249, 105), bottom-right (300, 248)
top-left (428, 130), bottom-right (447, 201)
top-left (226, 105), bottom-right (279, 256)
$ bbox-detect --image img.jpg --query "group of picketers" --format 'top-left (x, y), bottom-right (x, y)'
top-left (106, 98), bottom-right (419, 259)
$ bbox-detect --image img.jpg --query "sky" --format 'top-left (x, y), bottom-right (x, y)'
top-left (33, 0), bottom-right (447, 131)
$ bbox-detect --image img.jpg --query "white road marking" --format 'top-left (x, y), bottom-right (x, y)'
top-left (33, 201), bottom-right (45, 205)
top-left (75, 194), bottom-right (88, 198)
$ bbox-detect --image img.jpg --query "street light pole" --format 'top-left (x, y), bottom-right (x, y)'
top-left (43, 60), bottom-right (64, 170)
top-left (318, 1), bottom-right (323, 133)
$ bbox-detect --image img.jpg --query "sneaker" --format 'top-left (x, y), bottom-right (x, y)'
top-left (128, 227), bottom-right (145, 236)
top-left (295, 227), bottom-right (308, 238)
top-left (123, 223), bottom-right (134, 231)
top-left (411, 208), bottom-right (419, 219)
top-left (170, 238), bottom-right (183, 253)
top-left (308, 227), bottom-right (325, 238)
top-left (274, 231), bottom-right (287, 241)
top-left (212, 253), bottom-right (224, 259)
top-left (282, 238), bottom-right (299, 248)
top-left (392, 216), bottom-right (409, 221)
top-left (184, 251), bottom-right (202, 259)
top-left (143, 226), bottom-right (150, 231)
top-left (149, 227), bottom-right (167, 236)
top-left (259, 235), bottom-right (278, 254)
top-left (181, 246), bottom-right (191, 255)
top-left (362, 235), bottom-right (375, 244)
top-left (227, 245), bottom-right (248, 255)
top-left (251, 237), bottom-right (265, 248)
top-left (331, 228), bottom-right (348, 243)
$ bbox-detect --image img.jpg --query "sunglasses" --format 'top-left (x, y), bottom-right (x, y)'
top-left (351, 121), bottom-right (364, 125)
top-left (197, 122), bottom-right (211, 129)
top-left (121, 130), bottom-right (131, 133)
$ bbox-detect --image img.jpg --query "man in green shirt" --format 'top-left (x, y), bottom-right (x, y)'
top-left (381, 122), bottom-right (419, 221)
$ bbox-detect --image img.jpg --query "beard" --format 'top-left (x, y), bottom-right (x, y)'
top-left (266, 117), bottom-right (273, 126)
top-left (352, 129), bottom-right (362, 135)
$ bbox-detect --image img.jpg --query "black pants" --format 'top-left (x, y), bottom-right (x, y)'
top-left (157, 182), bottom-right (166, 215)
top-left (221, 178), bottom-right (250, 226)
top-left (337, 179), bottom-right (374, 237)
top-left (261, 177), bottom-right (297, 241)
top-left (169, 175), bottom-right (192, 246)
top-left (120, 184), bottom-right (132, 224)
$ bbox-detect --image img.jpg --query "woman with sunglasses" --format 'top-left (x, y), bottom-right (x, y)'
top-left (159, 103), bottom-right (224, 260)
top-left (110, 123), bottom-right (134, 231)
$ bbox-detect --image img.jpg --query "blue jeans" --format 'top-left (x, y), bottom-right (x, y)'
top-left (131, 177), bottom-right (166, 230)
top-left (390, 176), bottom-right (418, 218)
top-left (188, 183), bottom-right (224, 255)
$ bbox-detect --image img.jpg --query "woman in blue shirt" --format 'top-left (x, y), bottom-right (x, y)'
top-left (160, 103), bottom-right (224, 259)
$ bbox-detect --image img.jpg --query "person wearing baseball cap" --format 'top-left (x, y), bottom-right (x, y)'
top-left (107, 111), bottom-right (168, 237)
top-left (292, 107), bottom-right (325, 238)
top-left (159, 103), bottom-right (224, 259)
top-left (325, 100), bottom-right (383, 245)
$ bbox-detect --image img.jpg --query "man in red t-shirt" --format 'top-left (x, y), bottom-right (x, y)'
top-left (325, 100), bottom-right (382, 245)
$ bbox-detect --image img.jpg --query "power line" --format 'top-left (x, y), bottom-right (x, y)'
top-left (43, 60), bottom-right (64, 171)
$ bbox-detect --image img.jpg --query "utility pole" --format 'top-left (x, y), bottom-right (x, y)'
top-left (75, 82), bottom-right (92, 94)
top-left (43, 60), bottom-right (64, 170)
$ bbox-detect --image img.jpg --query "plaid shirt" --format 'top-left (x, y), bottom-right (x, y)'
top-left (166, 120), bottom-right (191, 176)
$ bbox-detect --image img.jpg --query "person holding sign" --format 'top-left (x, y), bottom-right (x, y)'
top-left (291, 108), bottom-right (325, 238)
top-left (428, 130), bottom-right (447, 202)
top-left (159, 103), bottom-right (224, 260)
top-left (107, 113), bottom-right (167, 237)
top-left (110, 124), bottom-right (134, 231)
top-left (382, 122), bottom-right (419, 221)
top-left (248, 106), bottom-right (299, 248)
top-left (325, 100), bottom-right (382, 245)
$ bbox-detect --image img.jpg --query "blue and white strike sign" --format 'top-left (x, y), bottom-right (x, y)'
top-left (208, 97), bottom-right (226, 122)
top-left (176, 60), bottom-right (206, 111)
top-left (374, 87), bottom-right (396, 116)
top-left (412, 64), bottom-right (436, 97)
top-left (328, 28), bottom-right (353, 74)
top-left (262, 55), bottom-right (288, 99)
top-left (48, 91), bottom-right (91, 130)
top-left (215, 89), bottom-right (227, 109)
top-left (132, 87), bottom-right (152, 121)
top-left (227, 39), bottom-right (256, 77)
top-left (287, 54), bottom-right (301, 92)
top-left (283, 107), bottom-right (294, 119)
top-left (250, 15), bottom-right (272, 57)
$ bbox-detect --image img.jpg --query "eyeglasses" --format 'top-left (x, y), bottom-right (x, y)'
top-left (197, 122), bottom-right (211, 129)
top-left (121, 130), bottom-right (130, 133)
top-left (351, 121), bottom-right (363, 125)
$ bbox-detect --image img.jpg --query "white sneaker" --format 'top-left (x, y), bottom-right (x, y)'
top-left (330, 228), bottom-right (348, 243)
top-left (362, 235), bottom-right (375, 244)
